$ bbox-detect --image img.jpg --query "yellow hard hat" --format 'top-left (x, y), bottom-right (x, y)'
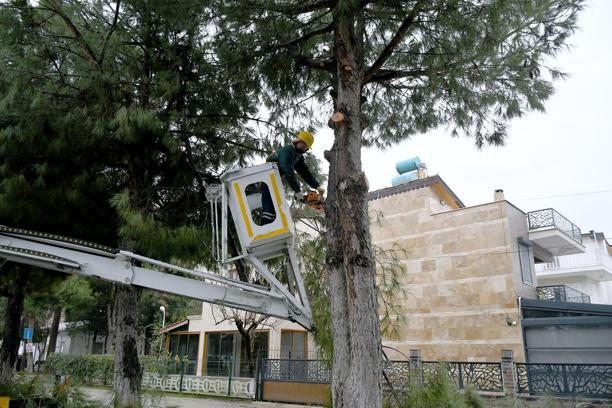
top-left (296, 131), bottom-right (314, 149)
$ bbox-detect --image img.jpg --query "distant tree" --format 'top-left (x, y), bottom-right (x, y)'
top-left (217, 1), bottom-right (584, 406)
top-left (211, 306), bottom-right (273, 375)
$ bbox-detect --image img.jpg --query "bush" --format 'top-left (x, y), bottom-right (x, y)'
top-left (45, 354), bottom-right (114, 385)
top-left (45, 353), bottom-right (172, 385)
top-left (0, 373), bottom-right (101, 408)
top-left (385, 365), bottom-right (483, 408)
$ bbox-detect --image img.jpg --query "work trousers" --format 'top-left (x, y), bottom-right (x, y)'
top-left (260, 183), bottom-right (276, 225)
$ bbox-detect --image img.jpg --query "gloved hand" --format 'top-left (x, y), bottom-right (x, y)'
top-left (294, 192), bottom-right (306, 202)
top-left (316, 187), bottom-right (326, 203)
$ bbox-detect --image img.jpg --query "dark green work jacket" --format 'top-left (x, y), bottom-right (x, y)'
top-left (267, 144), bottom-right (320, 193)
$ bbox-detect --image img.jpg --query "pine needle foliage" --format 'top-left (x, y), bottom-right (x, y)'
top-left (0, 0), bottom-right (265, 260)
top-left (215, 0), bottom-right (583, 148)
top-left (297, 219), bottom-right (408, 359)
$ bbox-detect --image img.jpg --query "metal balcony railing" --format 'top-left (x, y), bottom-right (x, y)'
top-left (536, 285), bottom-right (591, 304)
top-left (527, 208), bottom-right (582, 244)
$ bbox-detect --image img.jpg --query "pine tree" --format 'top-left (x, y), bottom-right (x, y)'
top-left (216, 1), bottom-right (584, 406)
top-left (1, 0), bottom-right (262, 404)
top-left (0, 2), bottom-right (119, 382)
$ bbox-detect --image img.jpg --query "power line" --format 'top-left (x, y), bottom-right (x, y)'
top-left (518, 189), bottom-right (612, 201)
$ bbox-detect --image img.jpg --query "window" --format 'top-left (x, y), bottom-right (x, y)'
top-left (280, 330), bottom-right (308, 380)
top-left (245, 182), bottom-right (275, 225)
top-left (167, 333), bottom-right (199, 375)
top-left (205, 331), bottom-right (269, 377)
top-left (518, 239), bottom-right (534, 286)
top-left (280, 330), bottom-right (307, 359)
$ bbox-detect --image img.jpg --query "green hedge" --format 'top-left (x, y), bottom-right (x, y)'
top-left (45, 353), bottom-right (172, 385)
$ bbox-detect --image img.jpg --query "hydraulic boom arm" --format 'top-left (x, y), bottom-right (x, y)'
top-left (0, 226), bottom-right (313, 329)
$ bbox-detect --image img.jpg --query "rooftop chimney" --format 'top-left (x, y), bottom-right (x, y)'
top-left (494, 189), bottom-right (505, 201)
top-left (417, 163), bottom-right (428, 179)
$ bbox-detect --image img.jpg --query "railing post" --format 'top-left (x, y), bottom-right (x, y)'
top-left (259, 358), bottom-right (266, 401)
top-left (254, 351), bottom-right (262, 401)
top-left (561, 364), bottom-right (569, 394)
top-left (178, 360), bottom-right (184, 393)
top-left (227, 356), bottom-right (233, 397)
top-left (457, 363), bottom-right (464, 389)
top-left (409, 349), bottom-right (421, 385)
top-left (501, 350), bottom-right (516, 397)
top-left (561, 285), bottom-right (567, 302)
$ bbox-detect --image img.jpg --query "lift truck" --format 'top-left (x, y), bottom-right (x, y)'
top-left (0, 163), bottom-right (313, 330)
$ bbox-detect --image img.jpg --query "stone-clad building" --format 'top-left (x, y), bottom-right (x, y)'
top-left (368, 174), bottom-right (592, 362)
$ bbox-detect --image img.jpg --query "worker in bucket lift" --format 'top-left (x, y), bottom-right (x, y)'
top-left (261, 131), bottom-right (325, 225)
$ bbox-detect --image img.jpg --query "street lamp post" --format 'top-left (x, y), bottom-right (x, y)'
top-left (159, 305), bottom-right (166, 328)
top-left (159, 305), bottom-right (166, 354)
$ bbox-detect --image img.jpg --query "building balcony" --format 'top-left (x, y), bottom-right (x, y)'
top-left (527, 209), bottom-right (585, 257)
top-left (536, 284), bottom-right (591, 304)
top-left (536, 251), bottom-right (612, 282)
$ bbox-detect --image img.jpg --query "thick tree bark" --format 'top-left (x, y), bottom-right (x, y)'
top-left (0, 265), bottom-right (31, 384)
top-left (105, 294), bottom-right (115, 354)
top-left (112, 284), bottom-right (142, 407)
top-left (46, 306), bottom-right (62, 357)
top-left (325, 11), bottom-right (382, 408)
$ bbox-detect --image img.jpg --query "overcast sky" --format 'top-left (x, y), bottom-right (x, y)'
top-left (310, 0), bottom-right (612, 239)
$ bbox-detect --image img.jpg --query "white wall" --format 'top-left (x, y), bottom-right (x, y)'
top-left (185, 303), bottom-right (316, 376)
top-left (536, 233), bottom-right (612, 304)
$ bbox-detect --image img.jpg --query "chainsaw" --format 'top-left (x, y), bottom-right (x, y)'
top-left (303, 190), bottom-right (325, 212)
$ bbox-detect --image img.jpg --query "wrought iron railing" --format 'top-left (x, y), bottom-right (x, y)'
top-left (516, 363), bottom-right (612, 398)
top-left (383, 361), bottom-right (411, 391)
top-left (266, 348), bottom-right (323, 360)
top-left (261, 359), bottom-right (331, 384)
top-left (537, 285), bottom-right (591, 304)
top-left (421, 361), bottom-right (503, 392)
top-left (527, 208), bottom-right (582, 243)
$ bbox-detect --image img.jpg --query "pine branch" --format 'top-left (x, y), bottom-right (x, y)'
top-left (368, 68), bottom-right (428, 82)
top-left (40, 0), bottom-right (100, 66)
top-left (170, 129), bottom-right (269, 154)
top-left (187, 114), bottom-right (279, 128)
top-left (363, 0), bottom-right (427, 83)
top-left (99, 0), bottom-right (121, 65)
top-left (296, 55), bottom-right (335, 72)
top-left (244, 0), bottom-right (335, 15)
top-left (266, 23), bottom-right (334, 52)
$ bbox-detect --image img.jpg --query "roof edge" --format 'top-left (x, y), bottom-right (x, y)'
top-left (367, 175), bottom-right (465, 208)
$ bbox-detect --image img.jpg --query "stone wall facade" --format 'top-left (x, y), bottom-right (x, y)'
top-left (369, 180), bottom-right (535, 362)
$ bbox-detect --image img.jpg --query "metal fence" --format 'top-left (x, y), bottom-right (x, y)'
top-left (383, 361), bottom-right (411, 391)
top-left (536, 284), bottom-right (591, 303)
top-left (261, 358), bottom-right (331, 384)
top-left (265, 348), bottom-right (324, 360)
top-left (259, 359), bottom-right (502, 393)
top-left (421, 361), bottom-right (504, 392)
top-left (516, 363), bottom-right (612, 398)
top-left (527, 208), bottom-right (582, 243)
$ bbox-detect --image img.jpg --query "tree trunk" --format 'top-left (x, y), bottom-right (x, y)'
top-left (105, 287), bottom-right (116, 354)
top-left (46, 306), bottom-right (62, 358)
top-left (325, 11), bottom-right (382, 408)
top-left (0, 265), bottom-right (31, 384)
top-left (25, 316), bottom-right (35, 372)
top-left (112, 284), bottom-right (142, 407)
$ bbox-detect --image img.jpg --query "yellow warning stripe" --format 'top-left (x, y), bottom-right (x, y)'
top-left (253, 173), bottom-right (289, 241)
top-left (234, 182), bottom-right (254, 237)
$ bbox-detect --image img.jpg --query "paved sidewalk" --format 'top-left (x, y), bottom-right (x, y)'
top-left (82, 387), bottom-right (321, 408)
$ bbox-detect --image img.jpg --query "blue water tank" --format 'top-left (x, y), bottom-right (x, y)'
top-left (395, 156), bottom-right (421, 174)
top-left (391, 171), bottom-right (418, 186)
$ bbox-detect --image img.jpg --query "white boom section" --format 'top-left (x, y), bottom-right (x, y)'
top-left (0, 226), bottom-right (313, 330)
